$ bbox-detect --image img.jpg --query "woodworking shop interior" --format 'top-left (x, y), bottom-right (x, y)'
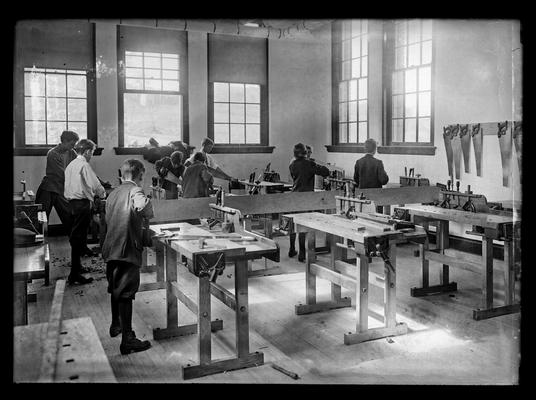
top-left (12, 18), bottom-right (523, 385)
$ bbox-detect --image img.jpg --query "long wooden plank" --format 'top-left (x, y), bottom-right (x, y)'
top-left (210, 282), bottom-right (237, 310)
top-left (170, 281), bottom-right (198, 315)
top-left (424, 251), bottom-right (482, 274)
top-left (310, 263), bottom-right (356, 292)
top-left (38, 279), bottom-right (66, 382)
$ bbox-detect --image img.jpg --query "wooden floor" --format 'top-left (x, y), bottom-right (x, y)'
top-left (23, 232), bottom-right (520, 384)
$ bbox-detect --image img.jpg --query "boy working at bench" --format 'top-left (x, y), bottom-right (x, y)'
top-left (102, 159), bottom-right (153, 355)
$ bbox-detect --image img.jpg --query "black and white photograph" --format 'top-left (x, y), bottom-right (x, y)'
top-left (11, 17), bottom-right (523, 385)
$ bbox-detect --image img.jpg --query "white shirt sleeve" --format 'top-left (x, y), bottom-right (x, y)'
top-left (81, 163), bottom-right (106, 199)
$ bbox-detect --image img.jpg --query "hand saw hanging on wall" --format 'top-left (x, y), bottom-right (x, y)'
top-left (459, 124), bottom-right (472, 173)
top-left (450, 124), bottom-right (463, 180)
top-left (471, 123), bottom-right (483, 177)
top-left (513, 121), bottom-right (522, 178)
top-left (443, 125), bottom-right (455, 179)
top-left (497, 120), bottom-right (512, 187)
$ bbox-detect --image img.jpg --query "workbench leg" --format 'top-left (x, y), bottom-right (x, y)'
top-left (438, 220), bottom-right (450, 285)
top-left (263, 215), bottom-right (273, 239)
top-left (384, 244), bottom-right (397, 328)
top-left (503, 238), bottom-right (515, 305)
top-left (356, 254), bottom-right (369, 333)
top-left (482, 236), bottom-right (494, 310)
top-left (165, 247), bottom-right (178, 329)
top-left (305, 230), bottom-right (317, 305)
top-left (420, 236), bottom-right (430, 289)
top-left (235, 259), bottom-right (250, 358)
top-left (14, 280), bottom-right (28, 326)
top-left (329, 234), bottom-right (342, 303)
top-left (198, 276), bottom-right (211, 365)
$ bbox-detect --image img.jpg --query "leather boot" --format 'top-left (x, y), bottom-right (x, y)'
top-left (120, 331), bottom-right (151, 355)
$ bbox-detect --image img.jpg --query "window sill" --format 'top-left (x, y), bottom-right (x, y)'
top-left (377, 146), bottom-right (436, 155)
top-left (325, 145), bottom-right (366, 153)
top-left (14, 147), bottom-right (103, 156)
top-left (114, 146), bottom-right (196, 156)
top-left (210, 145), bottom-right (275, 154)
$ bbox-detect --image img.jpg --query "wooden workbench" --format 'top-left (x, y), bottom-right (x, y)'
top-left (396, 204), bottom-right (520, 320)
top-left (149, 222), bottom-right (279, 379)
top-left (238, 180), bottom-right (293, 195)
top-left (287, 212), bottom-right (426, 345)
top-left (14, 243), bottom-right (49, 326)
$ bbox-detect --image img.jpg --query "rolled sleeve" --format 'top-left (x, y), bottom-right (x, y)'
top-left (130, 187), bottom-right (154, 219)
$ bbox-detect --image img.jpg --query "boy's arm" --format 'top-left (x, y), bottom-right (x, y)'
top-left (131, 186), bottom-right (154, 219)
top-left (82, 164), bottom-right (106, 199)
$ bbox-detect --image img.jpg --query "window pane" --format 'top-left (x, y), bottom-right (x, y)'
top-left (144, 52), bottom-right (160, 58)
top-left (418, 92), bottom-right (431, 116)
top-left (405, 93), bottom-right (417, 117)
top-left (351, 20), bottom-right (361, 36)
top-left (348, 122), bottom-right (357, 143)
top-left (124, 93), bottom-right (182, 147)
top-left (126, 78), bottom-right (143, 90)
top-left (214, 82), bottom-right (229, 102)
top-left (358, 100), bottom-right (367, 121)
top-left (25, 121), bottom-right (46, 144)
top-left (125, 55), bottom-right (143, 68)
top-left (214, 124), bottom-right (229, 144)
top-left (342, 60), bottom-right (351, 80)
top-left (405, 118), bottom-right (417, 142)
top-left (361, 56), bottom-right (368, 77)
top-left (349, 79), bottom-right (358, 101)
top-left (24, 72), bottom-right (45, 97)
top-left (395, 46), bottom-right (407, 69)
top-left (245, 84), bottom-right (260, 103)
top-left (408, 19), bottom-right (420, 43)
top-left (126, 68), bottom-right (143, 78)
top-left (230, 124), bottom-right (245, 144)
top-left (67, 74), bottom-right (86, 98)
top-left (351, 58), bottom-right (361, 78)
top-left (47, 98), bottom-right (66, 121)
top-left (145, 69), bottom-right (161, 79)
top-left (125, 51), bottom-right (143, 56)
top-left (339, 81), bottom-right (348, 102)
top-left (358, 122), bottom-right (368, 142)
top-left (393, 95), bottom-right (404, 118)
top-left (339, 123), bottom-right (348, 143)
top-left (162, 57), bottom-right (179, 70)
top-left (68, 99), bottom-right (86, 121)
top-left (144, 56), bottom-right (161, 69)
top-left (230, 83), bottom-right (245, 102)
top-left (46, 74), bottom-right (66, 97)
top-left (422, 40), bottom-right (432, 64)
top-left (418, 66), bottom-right (431, 91)
top-left (162, 70), bottom-right (178, 80)
top-left (339, 102), bottom-right (347, 122)
top-left (68, 122), bottom-right (87, 139)
top-left (392, 119), bottom-right (403, 142)
top-left (162, 81), bottom-right (180, 92)
top-left (396, 22), bottom-right (407, 46)
top-left (408, 43), bottom-right (421, 67)
top-left (352, 37), bottom-right (361, 58)
top-left (25, 97), bottom-right (45, 120)
top-left (361, 35), bottom-right (368, 56)
top-left (47, 122), bottom-right (66, 143)
top-left (342, 21), bottom-right (351, 40)
top-left (348, 101), bottom-right (357, 121)
top-left (422, 20), bottom-right (432, 40)
top-left (230, 103), bottom-right (245, 123)
top-left (246, 124), bottom-right (261, 144)
top-left (392, 71), bottom-right (404, 94)
top-left (418, 117), bottom-right (431, 142)
top-left (246, 104), bottom-right (260, 123)
top-left (145, 79), bottom-right (162, 91)
top-left (405, 69), bottom-right (417, 92)
top-left (162, 53), bottom-right (178, 59)
top-left (358, 78), bottom-right (367, 100)
top-left (214, 103), bottom-right (229, 123)
top-left (342, 39), bottom-right (351, 60)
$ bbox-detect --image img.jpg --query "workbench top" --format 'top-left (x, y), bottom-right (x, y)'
top-left (286, 212), bottom-right (403, 243)
top-left (397, 204), bottom-right (518, 228)
top-left (13, 243), bottom-right (48, 280)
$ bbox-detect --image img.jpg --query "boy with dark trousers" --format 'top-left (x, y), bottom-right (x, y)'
top-left (102, 159), bottom-right (153, 355)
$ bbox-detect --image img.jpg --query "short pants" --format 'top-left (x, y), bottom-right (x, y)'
top-left (106, 260), bottom-right (141, 300)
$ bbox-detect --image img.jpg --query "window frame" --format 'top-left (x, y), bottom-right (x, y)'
top-left (116, 27), bottom-right (189, 152)
top-left (382, 19), bottom-right (437, 154)
top-left (330, 20), bottom-right (370, 150)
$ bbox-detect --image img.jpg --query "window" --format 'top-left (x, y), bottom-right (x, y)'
top-left (212, 82), bottom-right (261, 144)
top-left (207, 34), bottom-right (271, 152)
top-left (388, 19), bottom-right (433, 145)
top-left (23, 67), bottom-right (88, 145)
top-left (333, 20), bottom-right (369, 145)
top-left (117, 26), bottom-right (188, 150)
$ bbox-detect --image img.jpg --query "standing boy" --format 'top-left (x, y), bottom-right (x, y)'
top-left (101, 159), bottom-right (153, 355)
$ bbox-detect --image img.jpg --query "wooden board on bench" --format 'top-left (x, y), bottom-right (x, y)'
top-left (13, 317), bottom-right (116, 383)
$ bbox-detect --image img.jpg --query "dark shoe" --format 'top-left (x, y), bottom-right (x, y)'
top-left (288, 249), bottom-right (297, 258)
top-left (109, 324), bottom-right (122, 338)
top-left (68, 274), bottom-right (94, 285)
top-left (298, 254), bottom-right (305, 262)
top-left (120, 331), bottom-right (151, 355)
